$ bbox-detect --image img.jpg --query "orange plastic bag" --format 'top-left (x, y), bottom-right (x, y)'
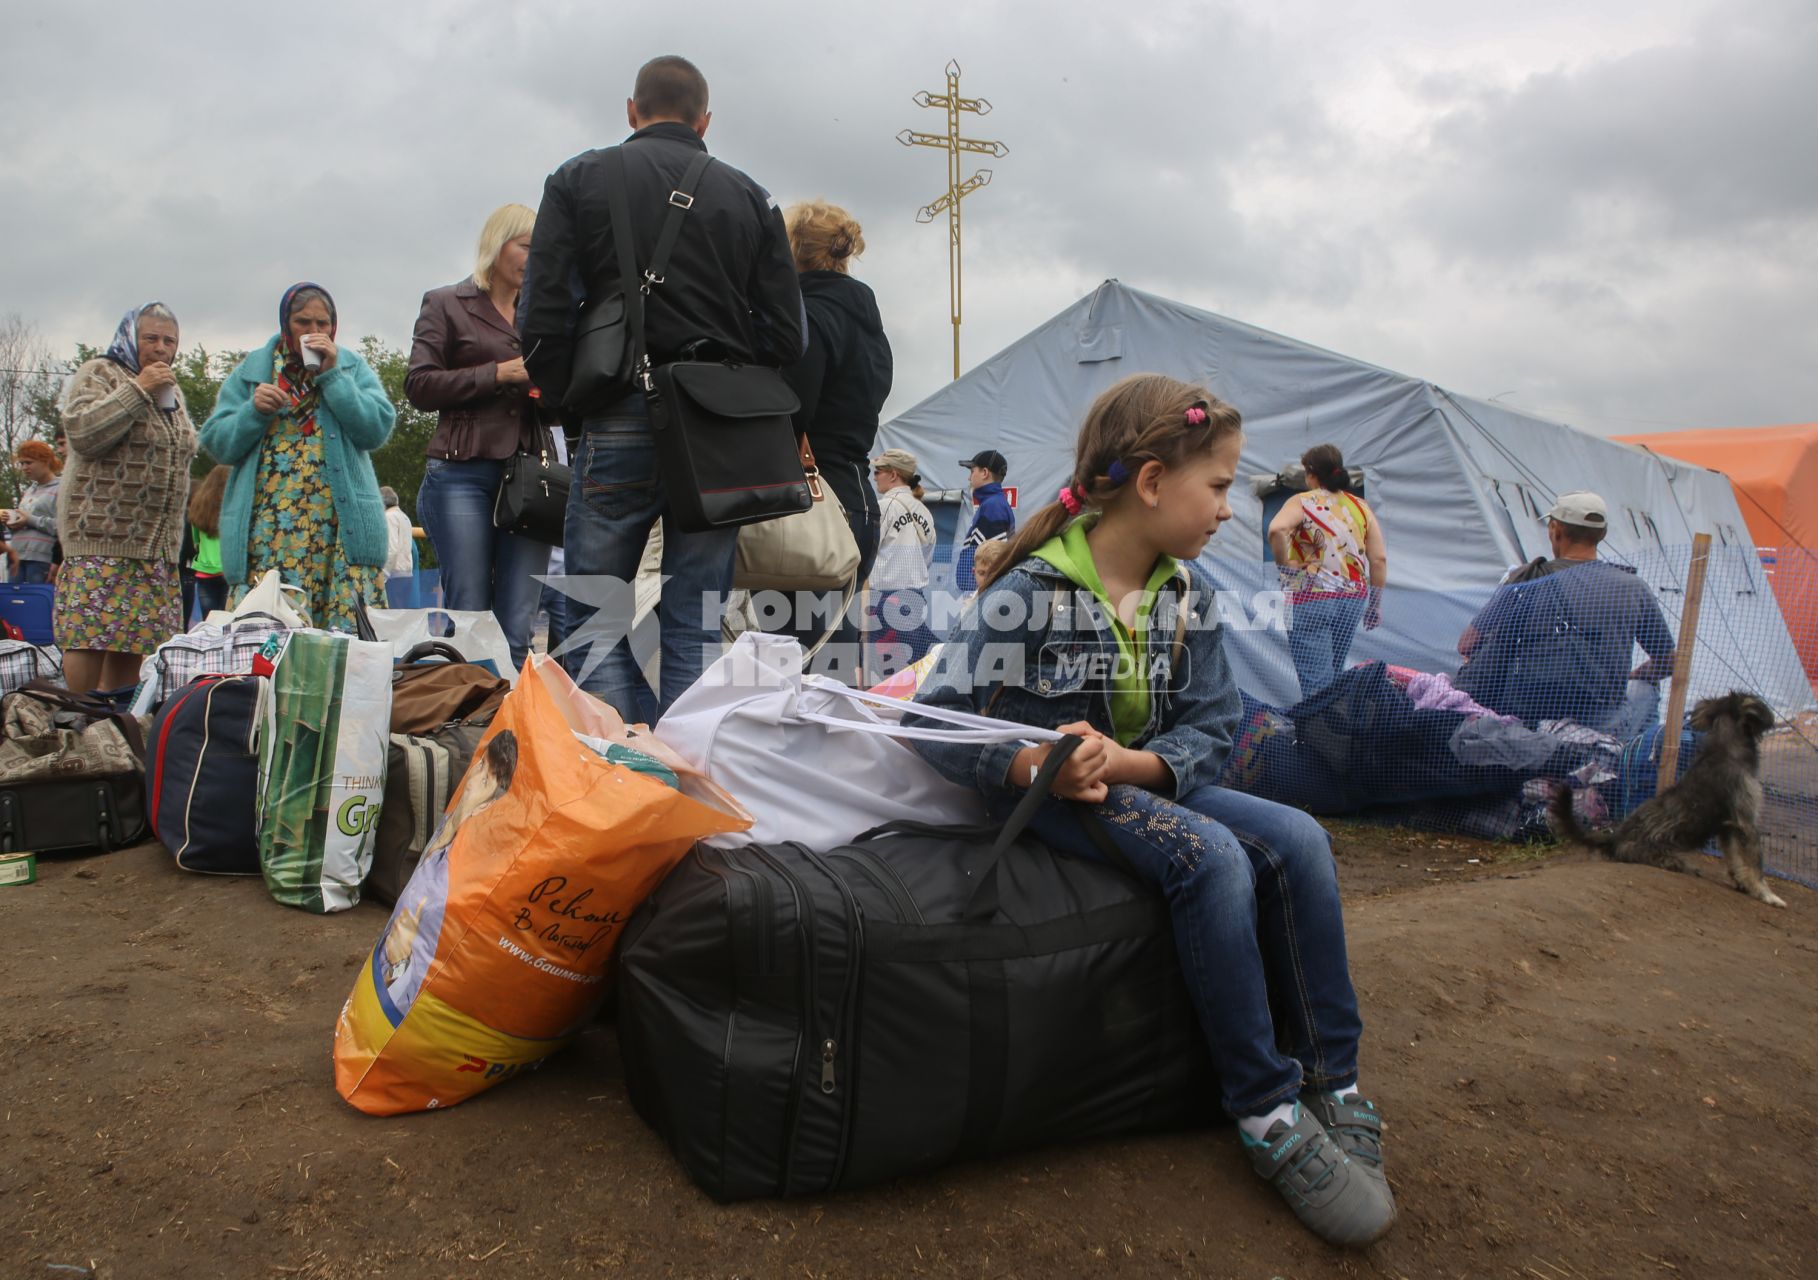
top-left (333, 655), bottom-right (749, 1115)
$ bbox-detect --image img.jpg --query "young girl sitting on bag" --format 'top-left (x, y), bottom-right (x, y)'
top-left (905, 373), bottom-right (1394, 1249)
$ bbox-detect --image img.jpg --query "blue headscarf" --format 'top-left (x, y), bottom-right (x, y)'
top-left (278, 282), bottom-right (336, 361)
top-left (100, 302), bottom-right (177, 375)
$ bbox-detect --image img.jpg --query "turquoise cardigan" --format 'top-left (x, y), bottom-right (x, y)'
top-left (201, 337), bottom-right (396, 584)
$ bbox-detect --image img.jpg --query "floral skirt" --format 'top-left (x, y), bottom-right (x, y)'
top-left (53, 555), bottom-right (182, 655)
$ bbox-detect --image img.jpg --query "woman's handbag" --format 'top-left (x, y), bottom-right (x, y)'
top-left (605, 148), bottom-right (810, 535)
top-left (732, 435), bottom-right (861, 593)
top-left (492, 427), bottom-right (571, 547)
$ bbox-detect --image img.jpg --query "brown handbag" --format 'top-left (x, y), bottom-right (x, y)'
top-left (388, 642), bottom-right (511, 737)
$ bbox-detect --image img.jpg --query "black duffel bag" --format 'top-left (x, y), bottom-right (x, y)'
top-left (616, 738), bottom-right (1216, 1201)
top-left (146, 673), bottom-right (264, 874)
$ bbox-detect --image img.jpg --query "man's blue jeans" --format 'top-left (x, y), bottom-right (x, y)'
top-left (1287, 593), bottom-right (1367, 700)
top-left (417, 457), bottom-right (551, 670)
top-left (988, 781), bottom-right (1363, 1119)
top-left (565, 394), bottom-right (737, 723)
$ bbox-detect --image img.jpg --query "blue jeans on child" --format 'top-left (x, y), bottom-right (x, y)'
top-left (417, 457), bottom-right (552, 670)
top-left (1287, 592), bottom-right (1367, 700)
top-left (564, 393), bottom-right (738, 723)
top-left (987, 781), bottom-right (1362, 1118)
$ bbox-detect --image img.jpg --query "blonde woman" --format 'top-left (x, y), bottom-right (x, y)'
top-left (780, 199), bottom-right (893, 677)
top-left (408, 203), bottom-right (551, 667)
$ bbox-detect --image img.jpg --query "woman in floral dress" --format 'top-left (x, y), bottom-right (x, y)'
top-left (54, 302), bottom-right (196, 693)
top-left (201, 284), bottom-right (395, 632)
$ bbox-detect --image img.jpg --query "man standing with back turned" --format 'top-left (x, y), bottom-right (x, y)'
top-left (521, 55), bottom-right (804, 721)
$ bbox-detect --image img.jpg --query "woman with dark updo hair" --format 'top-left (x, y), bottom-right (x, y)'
top-left (1267, 443), bottom-right (1388, 698)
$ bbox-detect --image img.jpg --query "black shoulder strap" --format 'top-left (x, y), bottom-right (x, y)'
top-left (604, 146), bottom-right (715, 389)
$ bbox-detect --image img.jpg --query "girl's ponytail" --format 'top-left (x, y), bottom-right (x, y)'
top-left (978, 499), bottom-right (1070, 590)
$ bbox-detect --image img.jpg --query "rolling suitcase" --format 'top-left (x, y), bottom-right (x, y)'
top-left (616, 738), bottom-right (1216, 1201)
top-left (0, 583), bottom-right (55, 645)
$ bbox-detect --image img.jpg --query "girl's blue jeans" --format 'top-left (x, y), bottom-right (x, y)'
top-left (988, 781), bottom-right (1362, 1118)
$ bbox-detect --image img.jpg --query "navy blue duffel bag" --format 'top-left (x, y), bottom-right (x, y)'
top-left (146, 673), bottom-right (264, 874)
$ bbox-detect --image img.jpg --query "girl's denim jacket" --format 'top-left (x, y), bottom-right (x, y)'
top-left (906, 554), bottom-right (1242, 799)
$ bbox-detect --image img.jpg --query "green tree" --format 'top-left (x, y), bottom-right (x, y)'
top-left (360, 335), bottom-right (438, 567)
top-left (174, 344), bottom-right (246, 470)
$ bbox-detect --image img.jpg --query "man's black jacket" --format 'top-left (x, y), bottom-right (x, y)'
top-left (520, 122), bottom-right (804, 404)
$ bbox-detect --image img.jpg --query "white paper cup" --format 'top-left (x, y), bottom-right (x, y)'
top-left (299, 339), bottom-right (324, 370)
top-left (154, 384), bottom-right (178, 410)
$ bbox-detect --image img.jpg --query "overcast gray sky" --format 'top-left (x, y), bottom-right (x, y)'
top-left (3, 0), bottom-right (1812, 433)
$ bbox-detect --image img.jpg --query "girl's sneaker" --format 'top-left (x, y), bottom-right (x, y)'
top-left (1307, 1092), bottom-right (1392, 1205)
top-left (1241, 1104), bottom-right (1395, 1247)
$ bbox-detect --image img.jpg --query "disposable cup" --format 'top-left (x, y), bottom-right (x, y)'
top-left (299, 339), bottom-right (324, 370)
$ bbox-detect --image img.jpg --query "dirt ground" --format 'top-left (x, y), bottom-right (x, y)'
top-left (3, 825), bottom-right (1814, 1280)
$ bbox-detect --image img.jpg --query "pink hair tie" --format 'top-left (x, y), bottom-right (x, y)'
top-left (1058, 485), bottom-right (1082, 515)
top-left (1185, 406), bottom-right (1209, 426)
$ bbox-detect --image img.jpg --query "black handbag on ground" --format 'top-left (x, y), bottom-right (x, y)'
top-left (492, 424), bottom-right (571, 547)
top-left (604, 148), bottom-right (810, 534)
top-left (615, 738), bottom-right (1216, 1202)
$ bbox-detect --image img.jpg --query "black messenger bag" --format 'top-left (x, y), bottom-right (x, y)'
top-left (605, 148), bottom-right (809, 534)
top-left (615, 737), bottom-right (1216, 1202)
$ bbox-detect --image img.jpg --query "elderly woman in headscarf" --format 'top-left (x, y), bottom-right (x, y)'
top-left (201, 283), bottom-right (395, 632)
top-left (54, 302), bottom-right (196, 693)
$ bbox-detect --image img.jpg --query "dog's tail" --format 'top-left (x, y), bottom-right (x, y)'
top-left (1548, 784), bottom-right (1615, 854)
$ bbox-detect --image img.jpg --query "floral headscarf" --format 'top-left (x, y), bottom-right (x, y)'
top-left (272, 283), bottom-right (338, 435)
top-left (100, 302), bottom-right (178, 375)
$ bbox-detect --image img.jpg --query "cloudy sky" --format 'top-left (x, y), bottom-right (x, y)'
top-left (3, 0), bottom-right (1813, 434)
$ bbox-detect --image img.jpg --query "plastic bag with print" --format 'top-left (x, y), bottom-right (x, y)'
top-left (332, 654), bottom-right (748, 1116)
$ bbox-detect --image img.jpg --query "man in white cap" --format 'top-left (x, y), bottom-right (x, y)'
top-left (1456, 490), bottom-right (1676, 734)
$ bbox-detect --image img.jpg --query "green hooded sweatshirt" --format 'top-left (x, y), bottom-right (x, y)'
top-left (1032, 518), bottom-right (1178, 746)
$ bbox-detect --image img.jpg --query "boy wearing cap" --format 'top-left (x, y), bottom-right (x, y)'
top-left (954, 449), bottom-right (1014, 593)
top-left (1456, 490), bottom-right (1676, 735)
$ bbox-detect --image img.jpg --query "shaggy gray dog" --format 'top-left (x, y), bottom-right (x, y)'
top-left (1550, 691), bottom-right (1785, 908)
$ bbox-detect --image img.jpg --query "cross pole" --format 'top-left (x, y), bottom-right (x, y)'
top-left (897, 60), bottom-right (1007, 380)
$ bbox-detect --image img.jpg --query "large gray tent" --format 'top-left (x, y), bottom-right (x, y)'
top-left (879, 280), bottom-right (1813, 713)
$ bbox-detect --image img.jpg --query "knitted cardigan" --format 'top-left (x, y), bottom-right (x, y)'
top-left (57, 358), bottom-right (197, 562)
top-left (200, 337), bottom-right (396, 584)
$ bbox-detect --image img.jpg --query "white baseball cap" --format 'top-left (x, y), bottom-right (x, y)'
top-left (1542, 491), bottom-right (1608, 529)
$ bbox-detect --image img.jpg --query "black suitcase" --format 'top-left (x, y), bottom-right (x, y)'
top-left (146, 674), bottom-right (264, 874)
top-left (616, 739), bottom-right (1216, 1201)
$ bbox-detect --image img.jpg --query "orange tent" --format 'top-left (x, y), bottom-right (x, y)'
top-left (1617, 424), bottom-right (1818, 691)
